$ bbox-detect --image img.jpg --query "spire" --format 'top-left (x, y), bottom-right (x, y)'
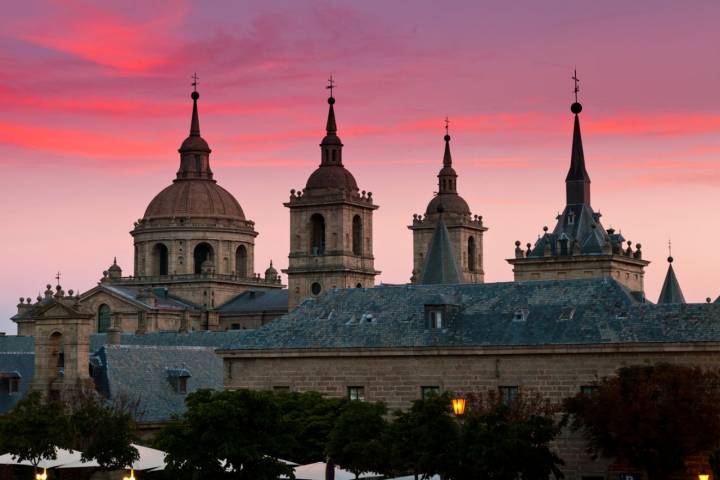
top-left (657, 256), bottom-right (686, 304)
top-left (176, 76), bottom-right (213, 181)
top-left (320, 76), bottom-right (343, 166)
top-left (437, 118), bottom-right (457, 194)
top-left (565, 70), bottom-right (591, 205)
top-left (420, 206), bottom-right (461, 284)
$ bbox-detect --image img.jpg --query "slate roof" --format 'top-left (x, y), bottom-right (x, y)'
top-left (0, 336), bottom-right (35, 412)
top-left (90, 285), bottom-right (201, 311)
top-left (221, 277), bottom-right (720, 351)
top-left (420, 217), bottom-right (461, 285)
top-left (93, 344), bottom-right (223, 422)
top-left (218, 289), bottom-right (289, 314)
top-left (90, 330), bottom-right (251, 351)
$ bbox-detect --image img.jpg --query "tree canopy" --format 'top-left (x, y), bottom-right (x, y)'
top-left (563, 363), bottom-right (720, 480)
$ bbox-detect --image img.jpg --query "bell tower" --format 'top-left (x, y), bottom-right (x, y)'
top-left (284, 83), bottom-right (379, 310)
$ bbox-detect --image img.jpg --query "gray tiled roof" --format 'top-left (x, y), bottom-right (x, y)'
top-left (221, 277), bottom-right (720, 351)
top-left (96, 345), bottom-right (223, 422)
top-left (0, 336), bottom-right (34, 353)
top-left (97, 285), bottom-right (201, 311)
top-left (657, 261), bottom-right (685, 304)
top-left (420, 217), bottom-right (461, 285)
top-left (90, 330), bottom-right (251, 351)
top-left (218, 289), bottom-right (289, 313)
top-left (0, 352), bottom-right (34, 412)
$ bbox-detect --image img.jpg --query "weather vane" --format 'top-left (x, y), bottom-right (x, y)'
top-left (326, 75), bottom-right (336, 97)
top-left (191, 72), bottom-right (199, 92)
top-left (444, 116), bottom-right (450, 136)
top-left (572, 68), bottom-right (580, 103)
top-left (668, 238), bottom-right (672, 257)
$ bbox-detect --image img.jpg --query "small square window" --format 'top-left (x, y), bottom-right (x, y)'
top-left (512, 309), bottom-right (528, 322)
top-left (499, 386), bottom-right (518, 406)
top-left (580, 385), bottom-right (598, 396)
top-left (421, 386), bottom-right (440, 399)
top-left (348, 386), bottom-right (365, 401)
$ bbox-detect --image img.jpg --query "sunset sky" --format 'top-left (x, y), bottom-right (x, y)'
top-left (1, 0), bottom-right (719, 331)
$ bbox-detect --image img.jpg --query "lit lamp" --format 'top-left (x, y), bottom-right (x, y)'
top-left (698, 475), bottom-right (709, 480)
top-left (35, 468), bottom-right (47, 480)
top-left (123, 468), bottom-right (136, 480)
top-left (451, 397), bottom-right (466, 416)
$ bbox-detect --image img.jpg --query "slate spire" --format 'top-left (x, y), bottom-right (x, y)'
top-left (565, 73), bottom-right (591, 205)
top-left (420, 206), bottom-right (461, 284)
top-left (320, 76), bottom-right (343, 166)
top-left (657, 256), bottom-right (686, 304)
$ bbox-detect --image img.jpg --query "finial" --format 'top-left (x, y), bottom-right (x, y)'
top-left (326, 75), bottom-right (336, 103)
top-left (444, 116), bottom-right (450, 141)
top-left (668, 238), bottom-right (673, 263)
top-left (55, 271), bottom-right (61, 287)
top-left (571, 68), bottom-right (582, 114)
top-left (191, 72), bottom-right (199, 92)
top-left (113, 256), bottom-right (117, 265)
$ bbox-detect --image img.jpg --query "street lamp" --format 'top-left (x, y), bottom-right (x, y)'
top-left (35, 468), bottom-right (47, 480)
top-left (698, 475), bottom-right (709, 480)
top-left (451, 397), bottom-right (466, 416)
top-left (123, 468), bottom-right (136, 480)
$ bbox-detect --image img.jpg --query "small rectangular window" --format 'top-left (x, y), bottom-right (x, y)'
top-left (273, 386), bottom-right (290, 393)
top-left (512, 309), bottom-right (528, 322)
top-left (348, 386), bottom-right (365, 401)
top-left (499, 386), bottom-right (518, 406)
top-left (429, 310), bottom-right (443, 329)
top-left (231, 323), bottom-right (241, 330)
top-left (8, 378), bottom-right (20, 395)
top-left (421, 386), bottom-right (440, 399)
top-left (177, 377), bottom-right (188, 394)
top-left (580, 385), bottom-right (598, 396)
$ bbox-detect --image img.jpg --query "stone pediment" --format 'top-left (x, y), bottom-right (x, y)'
top-left (33, 300), bottom-right (92, 319)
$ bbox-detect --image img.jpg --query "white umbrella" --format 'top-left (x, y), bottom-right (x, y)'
top-left (0, 449), bottom-right (84, 468)
top-left (291, 461), bottom-right (381, 480)
top-left (58, 444), bottom-right (166, 471)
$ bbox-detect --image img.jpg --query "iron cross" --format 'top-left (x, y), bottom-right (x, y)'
top-left (191, 73), bottom-right (199, 92)
top-left (326, 75), bottom-right (336, 97)
top-left (444, 116), bottom-right (450, 136)
top-left (572, 69), bottom-right (580, 103)
top-left (55, 271), bottom-right (61, 286)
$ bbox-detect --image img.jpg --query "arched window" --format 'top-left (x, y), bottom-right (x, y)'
top-left (49, 332), bottom-right (64, 371)
top-left (98, 304), bottom-right (111, 333)
top-left (152, 243), bottom-right (169, 276)
top-left (310, 214), bottom-right (325, 255)
top-left (352, 215), bottom-right (363, 255)
top-left (236, 245), bottom-right (248, 277)
top-left (194, 243), bottom-right (214, 274)
top-left (468, 236), bottom-right (477, 272)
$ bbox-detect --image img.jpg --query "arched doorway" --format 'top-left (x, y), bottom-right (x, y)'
top-left (49, 332), bottom-right (64, 372)
top-left (194, 243), bottom-right (214, 274)
top-left (236, 245), bottom-right (248, 277)
top-left (310, 214), bottom-right (325, 255)
top-left (352, 215), bottom-right (363, 255)
top-left (151, 243), bottom-right (169, 276)
top-left (98, 304), bottom-right (111, 333)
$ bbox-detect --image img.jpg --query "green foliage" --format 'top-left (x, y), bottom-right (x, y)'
top-left (155, 389), bottom-right (295, 480)
top-left (273, 390), bottom-right (348, 464)
top-left (326, 400), bottom-right (388, 479)
top-left (457, 404), bottom-right (563, 480)
top-left (0, 392), bottom-right (69, 467)
top-left (563, 363), bottom-right (720, 480)
top-left (67, 394), bottom-right (139, 470)
top-left (386, 392), bottom-right (460, 479)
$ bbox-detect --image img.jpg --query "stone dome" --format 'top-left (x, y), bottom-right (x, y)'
top-left (425, 193), bottom-right (470, 217)
top-left (305, 165), bottom-right (359, 192)
top-left (143, 180), bottom-right (245, 220)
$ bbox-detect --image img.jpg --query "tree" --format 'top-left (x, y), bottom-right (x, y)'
top-left (457, 404), bottom-right (563, 480)
top-left (326, 400), bottom-right (388, 479)
top-left (155, 389), bottom-right (294, 480)
top-left (67, 393), bottom-right (139, 470)
top-left (386, 392), bottom-right (459, 479)
top-left (0, 391), bottom-right (69, 468)
top-left (273, 390), bottom-right (348, 464)
top-left (563, 363), bottom-right (720, 480)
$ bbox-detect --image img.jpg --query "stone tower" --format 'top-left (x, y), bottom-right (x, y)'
top-left (409, 131), bottom-right (487, 284)
top-left (127, 88), bottom-right (281, 310)
top-left (507, 94), bottom-right (649, 295)
top-left (29, 285), bottom-right (94, 401)
top-left (284, 92), bottom-right (379, 310)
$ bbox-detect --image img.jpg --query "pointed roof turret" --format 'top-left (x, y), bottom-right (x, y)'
top-left (438, 130), bottom-right (458, 194)
top-left (566, 70), bottom-right (591, 206)
top-left (177, 79), bottom-right (213, 181)
top-left (420, 206), bottom-right (461, 285)
top-left (424, 119), bottom-right (469, 216)
top-left (657, 256), bottom-right (686, 304)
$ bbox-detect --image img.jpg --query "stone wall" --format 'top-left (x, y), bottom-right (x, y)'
top-left (223, 342), bottom-right (720, 479)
